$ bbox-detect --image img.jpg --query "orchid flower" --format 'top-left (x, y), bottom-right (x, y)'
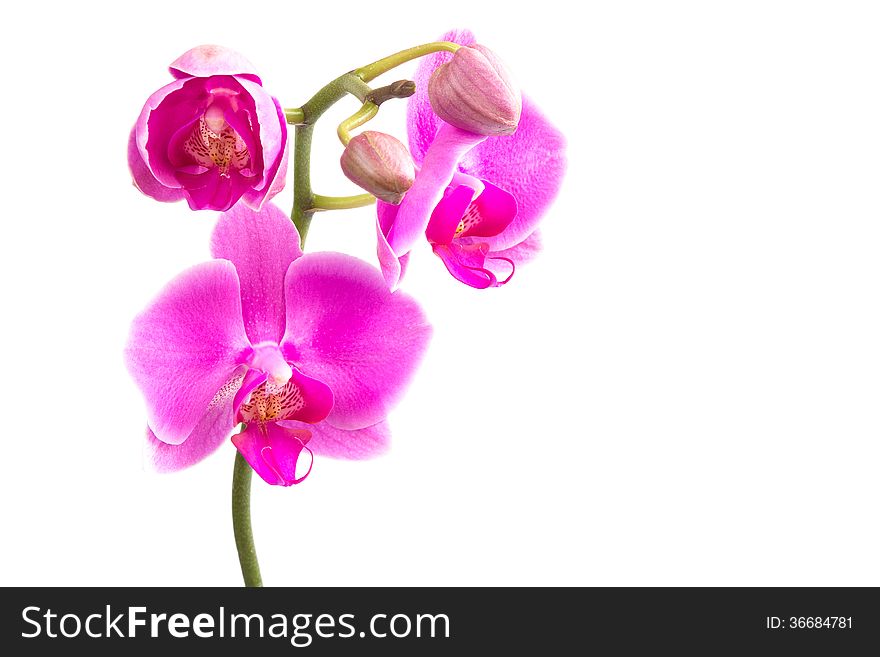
top-left (127, 45), bottom-right (289, 212)
top-left (125, 203), bottom-right (431, 485)
top-left (376, 29), bottom-right (566, 290)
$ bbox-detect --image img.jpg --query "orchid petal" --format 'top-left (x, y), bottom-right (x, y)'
top-left (425, 184), bottom-right (474, 245)
top-left (458, 96), bottom-right (566, 251)
top-left (376, 202), bottom-right (403, 290)
top-left (144, 367), bottom-right (246, 471)
top-left (285, 367), bottom-right (334, 424)
top-left (211, 203), bottom-right (301, 344)
top-left (276, 419), bottom-right (390, 460)
top-left (169, 45), bottom-right (262, 84)
top-left (237, 79), bottom-right (288, 209)
top-left (459, 180), bottom-right (517, 238)
top-left (232, 368), bottom-right (268, 416)
top-left (376, 201), bottom-right (411, 290)
top-left (487, 229), bottom-right (542, 267)
top-left (127, 128), bottom-right (185, 203)
top-left (432, 241), bottom-right (510, 289)
top-left (178, 168), bottom-right (249, 212)
top-left (125, 260), bottom-right (251, 445)
top-left (281, 252), bottom-right (431, 430)
top-left (135, 77), bottom-right (196, 189)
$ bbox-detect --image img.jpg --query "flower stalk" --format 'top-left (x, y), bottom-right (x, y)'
top-left (338, 102), bottom-right (379, 145)
top-left (290, 44), bottom-right (452, 241)
top-left (355, 41), bottom-right (460, 82)
top-left (232, 451), bottom-right (262, 587)
top-left (284, 107), bottom-right (305, 124)
top-left (312, 193), bottom-right (376, 210)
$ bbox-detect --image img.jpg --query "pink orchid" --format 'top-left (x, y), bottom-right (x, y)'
top-left (376, 30), bottom-right (566, 290)
top-left (127, 45), bottom-right (289, 212)
top-left (125, 203), bottom-right (431, 485)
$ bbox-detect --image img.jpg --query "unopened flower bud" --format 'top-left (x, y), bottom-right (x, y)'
top-left (428, 45), bottom-right (522, 136)
top-left (340, 131), bottom-right (415, 204)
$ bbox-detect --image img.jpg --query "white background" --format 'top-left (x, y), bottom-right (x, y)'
top-left (1, 0), bottom-right (878, 586)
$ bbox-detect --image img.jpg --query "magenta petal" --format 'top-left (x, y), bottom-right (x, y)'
top-left (433, 241), bottom-right (503, 289)
top-left (128, 128), bottom-right (185, 203)
top-left (458, 95), bottom-right (566, 251)
top-left (286, 367), bottom-right (334, 424)
top-left (135, 78), bottom-right (194, 188)
top-left (232, 423), bottom-right (312, 486)
top-left (238, 80), bottom-right (288, 209)
top-left (219, 99), bottom-right (263, 175)
top-left (487, 229), bottom-right (542, 267)
top-left (460, 180), bottom-right (518, 238)
top-left (407, 29), bottom-right (477, 165)
top-left (386, 123), bottom-right (486, 257)
top-left (179, 168), bottom-right (248, 211)
top-left (277, 419), bottom-right (390, 460)
top-left (125, 260), bottom-right (251, 445)
top-left (232, 368), bottom-right (268, 416)
top-left (425, 184), bottom-right (474, 245)
top-left (144, 367), bottom-right (246, 472)
top-left (477, 231), bottom-right (541, 284)
top-left (376, 201), bottom-right (410, 290)
top-left (376, 203), bottom-right (403, 290)
top-left (281, 252), bottom-right (432, 430)
top-left (211, 203), bottom-right (302, 344)
top-left (169, 45), bottom-right (262, 84)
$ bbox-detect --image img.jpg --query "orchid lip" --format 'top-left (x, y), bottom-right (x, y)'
top-left (238, 378), bottom-right (306, 424)
top-left (231, 423), bottom-right (313, 486)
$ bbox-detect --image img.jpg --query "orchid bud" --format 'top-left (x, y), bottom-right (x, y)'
top-left (428, 45), bottom-right (522, 136)
top-left (340, 131), bottom-right (415, 204)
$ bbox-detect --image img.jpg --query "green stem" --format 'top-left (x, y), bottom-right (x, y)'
top-left (232, 452), bottom-right (262, 587)
top-left (284, 107), bottom-right (305, 124)
top-left (292, 123), bottom-right (315, 247)
top-left (291, 72), bottom-right (372, 243)
top-left (337, 102), bottom-right (379, 145)
top-left (312, 193), bottom-right (376, 210)
top-left (355, 41), bottom-right (460, 82)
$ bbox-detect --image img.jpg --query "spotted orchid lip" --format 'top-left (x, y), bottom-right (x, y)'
top-left (183, 112), bottom-right (252, 179)
top-left (236, 365), bottom-right (334, 426)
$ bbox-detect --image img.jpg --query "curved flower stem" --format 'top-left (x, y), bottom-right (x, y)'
top-left (337, 102), bottom-right (379, 145)
top-left (232, 451), bottom-right (262, 587)
top-left (291, 69), bottom-right (421, 239)
top-left (312, 193), bottom-right (376, 211)
top-left (338, 81), bottom-right (415, 146)
top-left (355, 41), bottom-right (460, 83)
top-left (291, 72), bottom-right (372, 244)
